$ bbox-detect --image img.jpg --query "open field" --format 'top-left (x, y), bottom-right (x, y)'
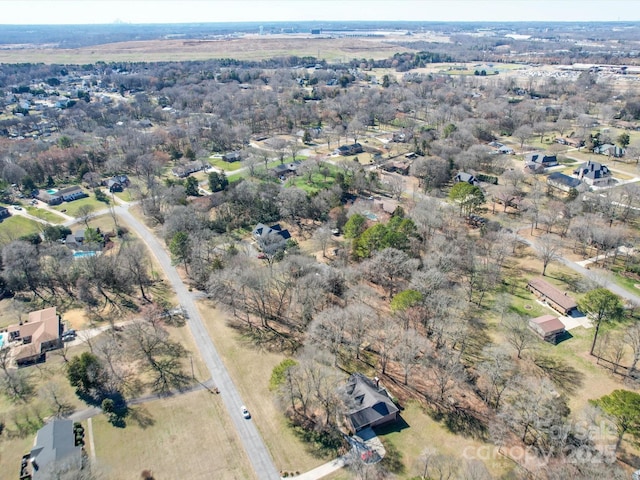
top-left (0, 215), bottom-right (43, 243)
top-left (197, 300), bottom-right (331, 475)
top-left (92, 389), bottom-right (254, 480)
top-left (0, 36), bottom-right (418, 64)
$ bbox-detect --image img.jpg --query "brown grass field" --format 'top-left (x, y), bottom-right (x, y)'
top-left (92, 389), bottom-right (255, 480)
top-left (0, 36), bottom-right (417, 64)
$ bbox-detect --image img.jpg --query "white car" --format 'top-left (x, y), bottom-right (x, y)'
top-left (241, 405), bottom-right (251, 419)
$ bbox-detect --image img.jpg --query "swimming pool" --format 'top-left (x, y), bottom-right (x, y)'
top-left (46, 188), bottom-right (58, 195)
top-left (73, 251), bottom-right (98, 259)
top-left (0, 332), bottom-right (6, 348)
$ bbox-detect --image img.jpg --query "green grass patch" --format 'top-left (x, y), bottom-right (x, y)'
top-left (0, 215), bottom-right (42, 243)
top-left (209, 158), bottom-right (242, 171)
top-left (51, 197), bottom-right (104, 217)
top-left (113, 189), bottom-right (136, 203)
top-left (286, 172), bottom-right (337, 194)
top-left (25, 206), bottom-right (66, 224)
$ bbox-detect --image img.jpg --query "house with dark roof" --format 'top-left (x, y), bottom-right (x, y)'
top-left (272, 160), bottom-right (302, 179)
top-left (252, 223), bottom-right (291, 253)
top-left (555, 137), bottom-right (584, 148)
top-left (527, 278), bottom-right (578, 316)
top-left (337, 143), bottom-right (363, 156)
top-left (525, 152), bottom-right (558, 169)
top-left (8, 307), bottom-right (63, 366)
top-left (171, 160), bottom-right (204, 178)
top-left (0, 206), bottom-right (10, 219)
top-left (547, 172), bottom-right (583, 193)
top-left (103, 174), bottom-right (130, 192)
top-left (344, 374), bottom-right (399, 432)
top-left (222, 151), bottom-right (242, 162)
top-left (573, 160), bottom-right (612, 187)
top-left (454, 172), bottom-right (479, 186)
top-left (529, 314), bottom-right (566, 344)
top-left (36, 186), bottom-right (87, 205)
top-left (28, 419), bottom-right (83, 479)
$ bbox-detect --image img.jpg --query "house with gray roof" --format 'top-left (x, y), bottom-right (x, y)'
top-left (573, 160), bottom-right (613, 187)
top-left (252, 223), bottom-right (291, 254)
top-left (344, 373), bottom-right (399, 432)
top-left (28, 419), bottom-right (83, 479)
top-left (525, 152), bottom-right (558, 169)
top-left (547, 172), bottom-right (583, 193)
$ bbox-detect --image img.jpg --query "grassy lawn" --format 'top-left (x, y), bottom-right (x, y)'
top-left (92, 389), bottom-right (255, 480)
top-left (25, 206), bottom-right (66, 224)
top-left (51, 197), bottom-right (106, 218)
top-left (209, 157), bottom-right (242, 171)
top-left (112, 189), bottom-right (137, 203)
top-left (0, 215), bottom-right (43, 243)
top-left (197, 301), bottom-right (329, 474)
top-left (287, 172), bottom-right (337, 194)
top-left (374, 400), bottom-right (513, 479)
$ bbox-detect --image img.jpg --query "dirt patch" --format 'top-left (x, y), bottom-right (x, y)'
top-left (61, 308), bottom-right (89, 329)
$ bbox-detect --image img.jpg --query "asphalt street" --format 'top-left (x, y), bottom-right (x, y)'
top-left (115, 205), bottom-right (281, 480)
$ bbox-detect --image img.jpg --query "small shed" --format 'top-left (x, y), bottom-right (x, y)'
top-left (529, 314), bottom-right (566, 344)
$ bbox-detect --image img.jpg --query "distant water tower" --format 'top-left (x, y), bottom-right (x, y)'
top-left (259, 25), bottom-right (264, 35)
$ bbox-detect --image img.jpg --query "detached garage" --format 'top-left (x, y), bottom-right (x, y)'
top-left (529, 314), bottom-right (566, 344)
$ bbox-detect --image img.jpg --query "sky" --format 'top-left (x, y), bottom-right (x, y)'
top-left (1, 0), bottom-right (639, 24)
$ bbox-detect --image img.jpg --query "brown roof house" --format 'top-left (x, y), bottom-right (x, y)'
top-left (344, 373), bottom-right (399, 432)
top-left (529, 314), bottom-right (566, 344)
top-left (8, 307), bottom-right (62, 366)
top-left (527, 278), bottom-right (578, 316)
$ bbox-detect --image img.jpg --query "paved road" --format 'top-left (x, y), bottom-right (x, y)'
top-left (114, 205), bottom-right (280, 480)
top-left (517, 233), bottom-right (640, 305)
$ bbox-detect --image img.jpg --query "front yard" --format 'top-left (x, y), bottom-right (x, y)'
top-left (92, 389), bottom-right (254, 480)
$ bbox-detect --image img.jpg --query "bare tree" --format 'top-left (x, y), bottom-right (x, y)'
top-left (383, 174), bottom-right (405, 200)
top-left (476, 345), bottom-right (517, 409)
top-left (502, 314), bottom-right (536, 359)
top-left (513, 125), bottom-right (533, 151)
top-left (393, 328), bottom-right (429, 385)
top-left (313, 225), bottom-right (333, 257)
top-left (537, 234), bottom-right (561, 276)
top-left (77, 204), bottom-right (96, 229)
top-left (624, 322), bottom-right (640, 381)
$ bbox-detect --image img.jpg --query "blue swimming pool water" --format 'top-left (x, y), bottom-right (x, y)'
top-left (46, 188), bottom-right (58, 195)
top-left (0, 333), bottom-right (5, 348)
top-left (73, 251), bottom-right (97, 258)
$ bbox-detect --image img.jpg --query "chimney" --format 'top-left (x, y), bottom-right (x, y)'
top-left (374, 376), bottom-right (380, 388)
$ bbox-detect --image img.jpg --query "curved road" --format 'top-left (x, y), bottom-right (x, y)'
top-left (114, 205), bottom-right (280, 480)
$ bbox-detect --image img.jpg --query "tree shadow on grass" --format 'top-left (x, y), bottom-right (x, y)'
top-left (127, 405), bottom-right (155, 429)
top-left (533, 353), bottom-right (585, 395)
top-left (430, 407), bottom-right (488, 441)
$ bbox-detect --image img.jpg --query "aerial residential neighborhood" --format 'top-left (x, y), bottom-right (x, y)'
top-left (0, 4), bottom-right (640, 480)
